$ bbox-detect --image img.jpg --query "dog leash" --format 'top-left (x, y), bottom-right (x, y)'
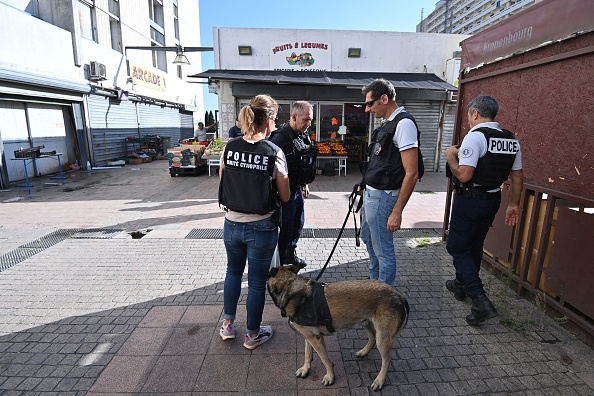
top-left (315, 184), bottom-right (363, 281)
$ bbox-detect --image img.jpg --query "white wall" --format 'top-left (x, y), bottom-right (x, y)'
top-left (0, 3), bottom-right (81, 81)
top-left (214, 27), bottom-right (469, 78)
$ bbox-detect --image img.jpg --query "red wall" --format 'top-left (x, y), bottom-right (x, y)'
top-left (458, 31), bottom-right (594, 200)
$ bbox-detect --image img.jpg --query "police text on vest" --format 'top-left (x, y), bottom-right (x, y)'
top-left (488, 138), bottom-right (518, 154)
top-left (226, 150), bottom-right (269, 170)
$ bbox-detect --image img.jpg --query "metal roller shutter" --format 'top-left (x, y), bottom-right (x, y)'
top-left (399, 100), bottom-right (442, 172)
top-left (437, 102), bottom-right (457, 173)
top-left (88, 94), bottom-right (138, 165)
top-left (137, 104), bottom-right (181, 143)
top-left (180, 111), bottom-right (194, 140)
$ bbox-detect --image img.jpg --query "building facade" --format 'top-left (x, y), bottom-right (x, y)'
top-left (0, 0), bottom-right (206, 187)
top-left (417, 0), bottom-right (543, 35)
top-left (194, 28), bottom-right (468, 172)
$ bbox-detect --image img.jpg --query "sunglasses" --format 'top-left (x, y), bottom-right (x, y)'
top-left (365, 95), bottom-right (382, 108)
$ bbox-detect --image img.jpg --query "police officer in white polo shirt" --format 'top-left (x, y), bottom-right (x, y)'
top-left (445, 95), bottom-right (524, 326)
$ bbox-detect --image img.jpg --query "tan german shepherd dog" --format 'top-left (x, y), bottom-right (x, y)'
top-left (267, 265), bottom-right (409, 391)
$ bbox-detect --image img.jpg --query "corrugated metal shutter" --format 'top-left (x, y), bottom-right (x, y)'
top-left (399, 100), bottom-right (442, 172)
top-left (137, 104), bottom-right (181, 142)
top-left (88, 95), bottom-right (138, 165)
top-left (180, 111), bottom-right (194, 140)
top-left (437, 102), bottom-right (457, 172)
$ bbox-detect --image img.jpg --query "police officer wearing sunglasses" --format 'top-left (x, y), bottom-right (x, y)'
top-left (357, 79), bottom-right (422, 287)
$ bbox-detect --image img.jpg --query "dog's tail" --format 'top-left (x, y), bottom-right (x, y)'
top-left (403, 298), bottom-right (410, 329)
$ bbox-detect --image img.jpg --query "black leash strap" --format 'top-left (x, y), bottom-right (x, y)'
top-left (315, 185), bottom-right (363, 281)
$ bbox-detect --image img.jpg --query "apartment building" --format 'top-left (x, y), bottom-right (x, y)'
top-left (0, 0), bottom-right (206, 186)
top-left (417, 0), bottom-right (543, 35)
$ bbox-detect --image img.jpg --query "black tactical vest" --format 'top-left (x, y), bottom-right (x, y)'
top-left (218, 138), bottom-right (281, 215)
top-left (472, 127), bottom-right (519, 189)
top-left (364, 112), bottom-right (423, 190)
top-left (270, 124), bottom-right (318, 187)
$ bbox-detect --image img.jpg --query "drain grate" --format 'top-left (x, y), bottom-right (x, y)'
top-left (184, 228), bottom-right (442, 239)
top-left (70, 229), bottom-right (124, 239)
top-left (0, 248), bottom-right (45, 272)
top-left (0, 228), bottom-right (125, 272)
top-left (19, 229), bottom-right (79, 249)
top-left (185, 229), bottom-right (223, 239)
top-left (394, 228), bottom-right (442, 238)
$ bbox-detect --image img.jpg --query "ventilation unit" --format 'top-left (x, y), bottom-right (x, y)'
top-left (89, 61), bottom-right (107, 81)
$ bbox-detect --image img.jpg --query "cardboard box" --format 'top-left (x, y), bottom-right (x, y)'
top-left (128, 158), bottom-right (142, 165)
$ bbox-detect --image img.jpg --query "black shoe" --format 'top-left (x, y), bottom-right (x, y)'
top-left (446, 279), bottom-right (466, 301)
top-left (466, 294), bottom-right (499, 326)
top-left (283, 247), bottom-right (307, 269)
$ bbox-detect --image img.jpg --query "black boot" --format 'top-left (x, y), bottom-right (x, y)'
top-left (466, 294), bottom-right (499, 326)
top-left (283, 247), bottom-right (307, 269)
top-left (446, 279), bottom-right (466, 301)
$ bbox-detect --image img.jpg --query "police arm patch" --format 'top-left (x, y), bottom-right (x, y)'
top-left (461, 147), bottom-right (473, 158)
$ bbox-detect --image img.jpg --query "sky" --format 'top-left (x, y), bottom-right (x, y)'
top-left (197, 0), bottom-right (441, 112)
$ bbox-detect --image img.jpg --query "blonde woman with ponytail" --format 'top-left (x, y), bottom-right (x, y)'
top-left (217, 94), bottom-right (290, 350)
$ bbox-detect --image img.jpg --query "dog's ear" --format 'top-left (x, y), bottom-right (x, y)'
top-left (268, 267), bottom-right (279, 278)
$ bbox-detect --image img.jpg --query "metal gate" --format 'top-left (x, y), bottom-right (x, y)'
top-left (137, 103), bottom-right (181, 143)
top-left (398, 100), bottom-right (442, 172)
top-left (180, 111), bottom-right (194, 140)
top-left (88, 95), bottom-right (138, 165)
top-left (437, 101), bottom-right (457, 172)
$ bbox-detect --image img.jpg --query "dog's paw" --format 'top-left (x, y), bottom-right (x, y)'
top-left (321, 374), bottom-right (335, 386)
top-left (370, 379), bottom-right (384, 391)
top-left (295, 366), bottom-right (310, 378)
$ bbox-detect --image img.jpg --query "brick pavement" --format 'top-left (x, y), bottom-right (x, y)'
top-left (0, 160), bottom-right (593, 395)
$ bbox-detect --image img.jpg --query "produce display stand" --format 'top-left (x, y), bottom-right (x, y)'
top-left (167, 145), bottom-right (206, 177)
top-left (169, 163), bottom-right (207, 177)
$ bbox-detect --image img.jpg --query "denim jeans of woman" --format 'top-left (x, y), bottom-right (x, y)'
top-left (223, 217), bottom-right (278, 333)
top-left (446, 191), bottom-right (501, 298)
top-left (360, 188), bottom-right (399, 286)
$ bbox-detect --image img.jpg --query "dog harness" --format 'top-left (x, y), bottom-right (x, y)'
top-left (291, 282), bottom-right (335, 333)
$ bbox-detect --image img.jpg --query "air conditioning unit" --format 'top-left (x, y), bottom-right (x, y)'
top-left (89, 61), bottom-right (107, 81)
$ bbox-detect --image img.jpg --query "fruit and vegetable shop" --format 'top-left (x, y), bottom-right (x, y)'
top-left (191, 27), bottom-right (466, 173)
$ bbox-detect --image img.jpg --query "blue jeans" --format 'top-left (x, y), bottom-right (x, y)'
top-left (446, 191), bottom-right (501, 298)
top-left (278, 186), bottom-right (305, 261)
top-left (223, 217), bottom-right (278, 333)
top-left (360, 189), bottom-right (398, 286)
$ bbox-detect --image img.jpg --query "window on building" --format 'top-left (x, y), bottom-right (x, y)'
top-left (177, 65), bottom-right (183, 79)
top-left (108, 0), bottom-right (122, 52)
top-left (78, 0), bottom-right (96, 42)
top-left (173, 0), bottom-right (180, 42)
top-left (148, 0), bottom-right (167, 71)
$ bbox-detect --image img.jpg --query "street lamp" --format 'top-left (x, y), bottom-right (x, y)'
top-left (124, 44), bottom-right (213, 66)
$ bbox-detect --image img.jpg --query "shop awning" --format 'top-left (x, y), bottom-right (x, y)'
top-left (190, 69), bottom-right (457, 92)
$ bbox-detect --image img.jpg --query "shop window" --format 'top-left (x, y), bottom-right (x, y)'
top-left (0, 101), bottom-right (28, 140)
top-left (343, 103), bottom-right (370, 140)
top-left (319, 104), bottom-right (342, 141)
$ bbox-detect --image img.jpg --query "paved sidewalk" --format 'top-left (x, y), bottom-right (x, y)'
top-left (0, 160), bottom-right (593, 395)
